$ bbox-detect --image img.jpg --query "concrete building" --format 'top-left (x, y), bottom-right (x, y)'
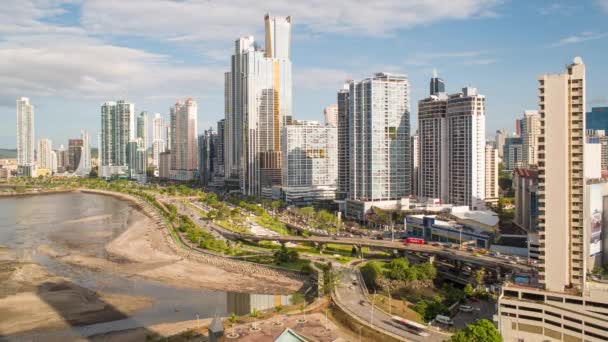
top-left (336, 84), bottom-right (350, 201)
top-left (137, 111), bottom-right (148, 149)
top-left (485, 143), bottom-right (499, 201)
top-left (346, 73), bottom-right (410, 219)
top-left (224, 15), bottom-right (292, 197)
top-left (170, 98), bottom-right (198, 181)
top-left (151, 113), bottom-right (165, 168)
top-left (17, 97), bottom-right (35, 176)
top-left (100, 100), bottom-right (134, 178)
top-left (418, 87), bottom-right (486, 209)
top-left (127, 138), bottom-right (147, 183)
top-left (504, 136), bottom-right (523, 170)
top-left (497, 58), bottom-right (608, 342)
top-left (198, 129), bottom-right (216, 186)
top-left (56, 144), bottom-right (68, 173)
top-left (37, 138), bottom-right (53, 171)
top-left (587, 131), bottom-right (608, 174)
top-left (50, 150), bottom-right (57, 174)
top-left (495, 128), bottom-right (507, 159)
top-left (68, 139), bottom-right (83, 172)
top-left (74, 129), bottom-right (91, 177)
top-left (323, 104), bottom-right (338, 127)
top-left (215, 119), bottom-right (225, 177)
top-left (513, 168), bottom-right (539, 232)
top-left (429, 69), bottom-right (445, 96)
top-left (159, 151), bottom-right (171, 179)
top-left (586, 106), bottom-right (608, 132)
top-left (411, 132), bottom-right (420, 197)
top-left (280, 120), bottom-right (337, 205)
top-left (521, 110), bottom-right (541, 167)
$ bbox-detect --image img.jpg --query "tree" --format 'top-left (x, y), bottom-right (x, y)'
top-left (448, 319), bottom-right (502, 342)
top-left (474, 268), bottom-right (486, 290)
top-left (291, 293), bottom-right (305, 306)
top-left (360, 261), bottom-right (382, 289)
top-left (464, 283), bottom-right (475, 297)
top-left (298, 207), bottom-right (315, 221)
top-left (322, 262), bottom-right (340, 293)
top-left (387, 258), bottom-right (413, 281)
top-left (274, 245), bottom-right (299, 264)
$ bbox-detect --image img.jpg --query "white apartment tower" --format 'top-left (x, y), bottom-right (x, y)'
top-left (410, 133), bottom-right (420, 196)
top-left (137, 111), bottom-right (148, 149)
top-left (100, 100), bottom-right (134, 178)
top-left (484, 143), bottom-right (498, 199)
top-left (323, 104), bottom-right (338, 127)
top-left (37, 138), bottom-right (52, 171)
top-left (521, 110), bottom-right (541, 167)
top-left (152, 113), bottom-right (165, 168)
top-left (17, 97), bottom-right (35, 176)
top-left (349, 73), bottom-right (411, 202)
top-left (170, 98), bottom-right (198, 180)
top-left (74, 129), bottom-right (91, 177)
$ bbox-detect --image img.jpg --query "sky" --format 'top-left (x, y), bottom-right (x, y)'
top-left (1, 0), bottom-right (608, 148)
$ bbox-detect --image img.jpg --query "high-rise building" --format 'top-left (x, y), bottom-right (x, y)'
top-left (37, 138), bottom-right (52, 171)
top-left (159, 151), bottom-right (171, 179)
top-left (164, 122), bottom-right (171, 151)
top-left (198, 129), bottom-right (216, 186)
top-left (410, 133), bottom-right (419, 196)
top-left (336, 84), bottom-right (350, 201)
top-left (587, 130), bottom-right (608, 173)
top-left (498, 57), bottom-right (608, 342)
top-left (127, 137), bottom-right (147, 183)
top-left (323, 104), bottom-right (338, 127)
top-left (503, 136), bottom-right (523, 170)
top-left (586, 106), bottom-right (608, 133)
top-left (137, 111), bottom-right (148, 149)
top-left (484, 143), bottom-right (498, 200)
top-left (513, 167), bottom-right (539, 232)
top-left (151, 113), bottom-right (165, 168)
top-left (346, 73), bottom-right (410, 219)
top-left (68, 139), bottom-right (83, 172)
top-left (495, 128), bottom-right (507, 159)
top-left (515, 118), bottom-right (523, 137)
top-left (418, 87), bottom-right (486, 208)
top-left (56, 144), bottom-right (68, 173)
top-left (521, 110), bottom-right (541, 167)
top-left (215, 119), bottom-right (225, 177)
top-left (100, 100), bottom-right (134, 178)
top-left (50, 150), bottom-right (57, 174)
top-left (170, 98), bottom-right (198, 181)
top-left (429, 69), bottom-right (445, 96)
top-left (225, 14), bottom-right (292, 196)
top-left (281, 120), bottom-right (337, 205)
top-left (17, 97), bottom-right (35, 176)
top-left (74, 129), bottom-right (91, 177)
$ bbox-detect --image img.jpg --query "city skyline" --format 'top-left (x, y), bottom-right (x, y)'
top-left (2, 1), bottom-right (608, 147)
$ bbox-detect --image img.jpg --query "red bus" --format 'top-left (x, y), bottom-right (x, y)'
top-left (404, 237), bottom-right (425, 245)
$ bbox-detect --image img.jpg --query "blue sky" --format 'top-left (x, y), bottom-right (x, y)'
top-left (1, 0), bottom-right (607, 148)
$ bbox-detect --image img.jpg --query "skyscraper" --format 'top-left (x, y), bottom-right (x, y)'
top-left (410, 133), bottom-right (419, 197)
top-left (215, 119), bottom-right (225, 177)
top-left (68, 138), bottom-right (83, 172)
top-left (281, 120), bottom-right (337, 205)
top-left (323, 104), bottom-right (338, 127)
top-left (37, 138), bottom-right (52, 171)
top-left (346, 73), bottom-right (410, 219)
top-left (127, 137), bottom-right (147, 183)
top-left (170, 98), bottom-right (198, 181)
top-left (429, 69), bottom-right (445, 96)
top-left (484, 143), bottom-right (498, 199)
top-left (198, 129), bottom-right (216, 186)
top-left (586, 106), bottom-right (608, 133)
top-left (152, 113), bottom-right (165, 168)
top-left (418, 87), bottom-right (486, 208)
top-left (100, 100), bottom-right (134, 178)
top-left (336, 84), bottom-right (350, 201)
top-left (225, 14), bottom-right (292, 196)
top-left (17, 97), bottom-right (35, 176)
top-left (137, 111), bottom-right (148, 149)
top-left (56, 144), bottom-right (68, 173)
top-left (495, 128), bottom-right (507, 159)
top-left (74, 129), bottom-right (91, 177)
top-left (521, 110), bottom-right (540, 167)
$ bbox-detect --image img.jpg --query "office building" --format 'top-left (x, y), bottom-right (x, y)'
top-left (198, 129), bottom-right (216, 186)
top-left (127, 138), bottom-right (147, 183)
top-left (17, 97), bottom-right (35, 176)
top-left (323, 104), bottom-right (338, 127)
top-left (521, 110), bottom-right (541, 167)
top-left (336, 84), bottom-right (350, 201)
top-left (152, 113), bottom-right (165, 168)
top-left (215, 119), bottom-right (225, 177)
top-left (418, 86), bottom-right (486, 209)
top-left (515, 118), bottom-right (523, 137)
top-left (37, 139), bottom-right (53, 171)
top-left (164, 122), bottom-right (171, 151)
top-left (68, 139), bottom-right (83, 172)
top-left (346, 73), bottom-right (410, 219)
top-left (495, 128), bottom-right (507, 159)
top-left (586, 106), bottom-right (608, 133)
top-left (411, 132), bottom-right (420, 197)
top-left (159, 151), bottom-right (171, 179)
top-left (74, 129), bottom-right (91, 177)
top-left (513, 167), bottom-right (539, 232)
top-left (170, 98), bottom-right (198, 181)
top-left (137, 111), bottom-right (148, 148)
top-left (587, 131), bottom-right (608, 173)
top-left (503, 136), bottom-right (523, 170)
top-left (99, 100), bottom-right (134, 178)
top-left (485, 143), bottom-right (499, 201)
top-left (224, 14), bottom-right (292, 196)
top-left (56, 144), bottom-right (68, 173)
top-left (50, 150), bottom-right (57, 174)
top-left (429, 69), bottom-right (445, 96)
top-left (497, 58), bottom-right (608, 342)
top-left (280, 120), bottom-right (337, 205)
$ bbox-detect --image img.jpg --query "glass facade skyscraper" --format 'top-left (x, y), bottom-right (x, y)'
top-left (586, 106), bottom-right (608, 133)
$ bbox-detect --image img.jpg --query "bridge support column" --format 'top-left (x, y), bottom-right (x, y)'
top-left (317, 243), bottom-right (325, 254)
top-left (356, 245), bottom-right (363, 259)
top-left (428, 255), bottom-right (435, 265)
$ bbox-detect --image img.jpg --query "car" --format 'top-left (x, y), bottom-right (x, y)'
top-left (435, 315), bottom-right (454, 325)
top-left (469, 297), bottom-right (480, 303)
top-left (459, 305), bottom-right (474, 312)
top-left (376, 236), bottom-right (384, 240)
top-left (467, 247), bottom-right (475, 252)
top-left (432, 243), bottom-right (441, 247)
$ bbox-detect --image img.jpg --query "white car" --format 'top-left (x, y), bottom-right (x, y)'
top-left (459, 305), bottom-right (474, 312)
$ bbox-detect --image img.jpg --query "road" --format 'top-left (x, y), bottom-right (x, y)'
top-left (334, 266), bottom-right (447, 342)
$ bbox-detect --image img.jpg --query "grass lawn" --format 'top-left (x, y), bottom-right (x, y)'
top-left (373, 293), bottom-right (424, 323)
top-left (244, 255), bottom-right (311, 272)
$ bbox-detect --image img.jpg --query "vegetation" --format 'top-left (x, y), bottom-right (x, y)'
top-left (291, 293), bottom-right (305, 306)
top-left (385, 258), bottom-right (437, 282)
top-left (360, 261), bottom-right (383, 289)
top-left (273, 245), bottom-right (300, 264)
top-left (318, 262), bottom-right (341, 293)
top-left (448, 319), bottom-right (502, 342)
top-left (412, 296), bottom-right (450, 322)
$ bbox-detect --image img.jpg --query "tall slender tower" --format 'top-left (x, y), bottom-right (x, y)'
top-left (137, 111), bottom-right (148, 149)
top-left (521, 110), bottom-right (541, 167)
top-left (37, 138), bottom-right (52, 171)
top-left (429, 69), bottom-right (445, 96)
top-left (170, 98), bottom-right (198, 180)
top-left (323, 104), bottom-right (338, 127)
top-left (336, 84), bottom-right (350, 201)
top-left (264, 15), bottom-right (291, 59)
top-left (17, 97), bottom-right (35, 176)
top-left (74, 129), bottom-right (91, 177)
top-left (100, 100), bottom-right (134, 177)
top-left (538, 57), bottom-right (586, 292)
top-left (151, 113), bottom-right (165, 168)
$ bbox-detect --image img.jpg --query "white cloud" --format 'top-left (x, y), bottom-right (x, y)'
top-left (550, 31), bottom-right (608, 47)
top-left (597, 0), bottom-right (608, 12)
top-left (404, 50), bottom-right (489, 66)
top-left (80, 0), bottom-right (501, 40)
